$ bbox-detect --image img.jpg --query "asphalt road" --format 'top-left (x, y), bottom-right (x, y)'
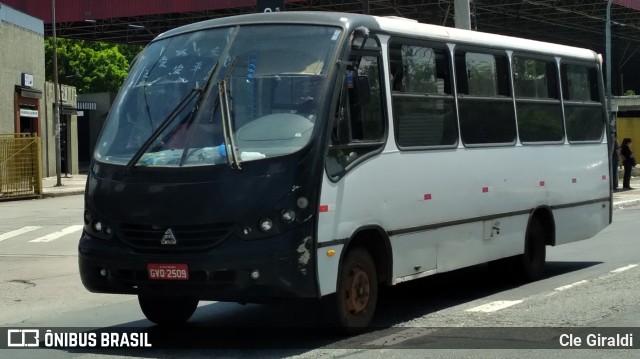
top-left (0, 195), bottom-right (638, 358)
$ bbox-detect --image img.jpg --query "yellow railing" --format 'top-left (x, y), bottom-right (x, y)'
top-left (0, 133), bottom-right (42, 200)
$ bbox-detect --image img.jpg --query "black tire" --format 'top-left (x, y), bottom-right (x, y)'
top-left (332, 247), bottom-right (378, 334)
top-left (517, 217), bottom-right (546, 282)
top-left (138, 294), bottom-right (199, 325)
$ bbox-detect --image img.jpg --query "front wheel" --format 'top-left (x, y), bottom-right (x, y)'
top-left (331, 247), bottom-right (378, 333)
top-left (138, 294), bottom-right (199, 325)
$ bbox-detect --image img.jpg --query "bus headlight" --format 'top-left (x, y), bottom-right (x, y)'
top-left (296, 197), bottom-right (309, 209)
top-left (83, 209), bottom-right (114, 240)
top-left (237, 192), bottom-right (313, 240)
top-left (259, 218), bottom-right (273, 232)
top-left (281, 209), bottom-right (296, 224)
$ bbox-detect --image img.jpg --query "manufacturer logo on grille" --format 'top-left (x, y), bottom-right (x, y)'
top-left (161, 229), bottom-right (177, 245)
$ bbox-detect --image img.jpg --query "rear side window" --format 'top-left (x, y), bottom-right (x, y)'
top-left (561, 64), bottom-right (604, 142)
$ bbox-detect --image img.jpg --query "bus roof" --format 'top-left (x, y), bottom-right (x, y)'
top-left (373, 15), bottom-right (598, 61)
top-left (155, 11), bottom-right (599, 62)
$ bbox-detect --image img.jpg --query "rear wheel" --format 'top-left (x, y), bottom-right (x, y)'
top-left (331, 247), bottom-right (378, 333)
top-left (138, 294), bottom-right (198, 325)
top-left (517, 217), bottom-right (546, 282)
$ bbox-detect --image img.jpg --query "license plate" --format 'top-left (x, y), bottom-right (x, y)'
top-left (147, 263), bottom-right (189, 280)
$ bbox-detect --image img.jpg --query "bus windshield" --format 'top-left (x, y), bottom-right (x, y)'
top-left (95, 24), bottom-right (342, 167)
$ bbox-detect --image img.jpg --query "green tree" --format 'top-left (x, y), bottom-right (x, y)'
top-left (45, 38), bottom-right (143, 94)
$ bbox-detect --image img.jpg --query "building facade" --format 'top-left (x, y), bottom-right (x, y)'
top-left (77, 92), bottom-right (113, 172)
top-left (0, 3), bottom-right (45, 135)
top-left (1, 3), bottom-right (79, 177)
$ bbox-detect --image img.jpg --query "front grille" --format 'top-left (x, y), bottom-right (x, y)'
top-left (118, 222), bottom-right (235, 252)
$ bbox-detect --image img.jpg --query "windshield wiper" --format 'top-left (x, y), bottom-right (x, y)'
top-left (126, 86), bottom-right (202, 170)
top-left (218, 57), bottom-right (242, 170)
top-left (125, 63), bottom-right (220, 170)
top-left (177, 62), bottom-right (227, 166)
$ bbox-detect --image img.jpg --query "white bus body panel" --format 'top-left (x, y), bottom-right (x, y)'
top-left (554, 202), bottom-right (610, 245)
top-left (317, 143), bottom-right (610, 295)
top-left (315, 16), bottom-right (608, 296)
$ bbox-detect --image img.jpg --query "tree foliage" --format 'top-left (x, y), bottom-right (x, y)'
top-left (45, 38), bottom-right (143, 94)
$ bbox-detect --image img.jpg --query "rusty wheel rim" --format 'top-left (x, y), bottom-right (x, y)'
top-left (345, 265), bottom-right (370, 315)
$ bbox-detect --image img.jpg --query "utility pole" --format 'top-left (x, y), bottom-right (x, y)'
top-left (51, 0), bottom-right (62, 186)
top-left (454, 0), bottom-right (471, 30)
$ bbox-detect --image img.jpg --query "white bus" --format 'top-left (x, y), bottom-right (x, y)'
top-left (79, 12), bottom-right (612, 331)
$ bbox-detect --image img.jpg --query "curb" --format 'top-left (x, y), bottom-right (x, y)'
top-left (41, 190), bottom-right (85, 199)
top-left (613, 198), bottom-right (640, 210)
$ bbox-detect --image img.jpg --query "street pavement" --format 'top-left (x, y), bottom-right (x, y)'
top-left (40, 174), bottom-right (640, 209)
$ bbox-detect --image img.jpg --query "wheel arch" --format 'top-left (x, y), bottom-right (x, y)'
top-left (339, 225), bottom-right (393, 286)
top-left (529, 206), bottom-right (556, 246)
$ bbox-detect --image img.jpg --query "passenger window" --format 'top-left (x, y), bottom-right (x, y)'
top-left (561, 64), bottom-right (604, 142)
top-left (352, 56), bottom-right (384, 141)
top-left (563, 64), bottom-right (599, 102)
top-left (467, 53), bottom-right (498, 96)
top-left (513, 56), bottom-right (564, 143)
top-left (455, 50), bottom-right (515, 145)
top-left (389, 41), bottom-right (457, 148)
top-left (326, 52), bottom-right (386, 178)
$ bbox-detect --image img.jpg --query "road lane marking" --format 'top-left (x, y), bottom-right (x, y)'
top-left (554, 280), bottom-right (588, 291)
top-left (610, 264), bottom-right (638, 273)
top-left (0, 226), bottom-right (41, 242)
top-left (29, 225), bottom-right (83, 243)
top-left (466, 300), bottom-right (523, 313)
top-left (365, 328), bottom-right (440, 346)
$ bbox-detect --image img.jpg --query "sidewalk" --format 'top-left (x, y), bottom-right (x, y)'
top-left (40, 174), bottom-right (640, 209)
top-left (611, 178), bottom-right (640, 209)
top-left (41, 174), bottom-right (87, 198)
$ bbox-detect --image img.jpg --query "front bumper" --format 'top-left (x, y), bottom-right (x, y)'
top-left (78, 229), bottom-right (317, 302)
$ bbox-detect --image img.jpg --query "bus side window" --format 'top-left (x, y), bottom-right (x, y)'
top-left (561, 63), bottom-right (604, 142)
top-left (456, 50), bottom-right (516, 145)
top-left (327, 55), bottom-right (386, 178)
top-left (513, 56), bottom-right (564, 143)
top-left (390, 41), bottom-right (457, 148)
top-left (347, 72), bottom-right (373, 140)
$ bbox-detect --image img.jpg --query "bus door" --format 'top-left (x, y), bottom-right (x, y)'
top-left (316, 33), bottom-right (387, 295)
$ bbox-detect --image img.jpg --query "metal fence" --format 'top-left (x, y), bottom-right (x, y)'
top-left (0, 133), bottom-right (42, 200)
